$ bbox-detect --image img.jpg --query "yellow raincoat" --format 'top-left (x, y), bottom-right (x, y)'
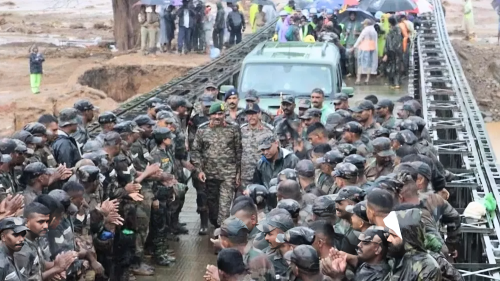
top-left (378, 13), bottom-right (390, 57)
top-left (463, 0), bottom-right (474, 38)
top-left (249, 4), bottom-right (259, 32)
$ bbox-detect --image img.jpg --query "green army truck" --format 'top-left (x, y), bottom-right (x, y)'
top-left (225, 41), bottom-right (354, 115)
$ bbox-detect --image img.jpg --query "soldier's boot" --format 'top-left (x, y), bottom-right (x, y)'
top-left (199, 211), bottom-right (208, 236)
top-left (172, 211), bottom-right (189, 235)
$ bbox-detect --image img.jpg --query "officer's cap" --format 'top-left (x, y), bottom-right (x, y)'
top-left (12, 130), bottom-right (42, 145)
top-left (224, 89), bottom-right (238, 102)
top-left (295, 160), bottom-right (315, 178)
top-left (332, 162), bottom-right (358, 179)
top-left (133, 115), bottom-right (156, 127)
top-left (312, 194), bottom-right (337, 217)
top-left (113, 121), bottom-right (142, 134)
top-left (209, 101), bottom-right (226, 115)
top-left (98, 111), bottom-right (117, 124)
top-left (77, 165), bottom-right (101, 183)
top-left (335, 186), bottom-right (365, 203)
top-left (58, 108), bottom-right (79, 127)
top-left (346, 201), bottom-right (369, 222)
top-left (316, 150), bottom-right (344, 166)
top-left (74, 100), bottom-right (97, 111)
top-left (0, 217), bottom-right (28, 234)
top-left (350, 100), bottom-right (374, 113)
top-left (277, 199), bottom-right (301, 218)
top-left (257, 209), bottom-right (294, 233)
top-left (23, 122), bottom-right (47, 136)
top-left (372, 137), bottom-right (395, 157)
top-left (284, 245), bottom-right (320, 273)
top-left (276, 226), bottom-right (315, 245)
top-left (343, 121), bottom-right (363, 135)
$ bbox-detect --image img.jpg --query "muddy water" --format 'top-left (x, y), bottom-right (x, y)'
top-left (486, 122), bottom-right (500, 163)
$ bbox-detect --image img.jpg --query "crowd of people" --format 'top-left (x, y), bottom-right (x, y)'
top-left (0, 74), bottom-right (465, 281)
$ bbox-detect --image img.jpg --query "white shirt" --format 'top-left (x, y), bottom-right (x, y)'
top-left (183, 9), bottom-right (190, 28)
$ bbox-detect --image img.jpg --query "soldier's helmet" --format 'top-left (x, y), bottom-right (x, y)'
top-left (312, 194), bottom-right (337, 217)
top-left (247, 184), bottom-right (268, 205)
top-left (152, 127), bottom-right (173, 142)
top-left (277, 199), bottom-right (301, 218)
top-left (276, 226), bottom-right (315, 245)
top-left (277, 168), bottom-right (297, 184)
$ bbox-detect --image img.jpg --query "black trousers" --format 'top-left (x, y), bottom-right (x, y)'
top-left (228, 27), bottom-right (242, 45)
top-left (212, 28), bottom-right (224, 50)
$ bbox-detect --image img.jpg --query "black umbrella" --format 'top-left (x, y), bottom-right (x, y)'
top-left (359, 0), bottom-right (416, 12)
top-left (337, 8), bottom-right (376, 24)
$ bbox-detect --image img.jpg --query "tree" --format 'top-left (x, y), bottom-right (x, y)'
top-left (112, 0), bottom-right (140, 51)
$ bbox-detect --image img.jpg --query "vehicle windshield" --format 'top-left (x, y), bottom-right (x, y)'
top-left (239, 63), bottom-right (333, 97)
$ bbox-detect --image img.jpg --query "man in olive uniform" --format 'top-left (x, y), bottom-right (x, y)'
top-left (95, 112), bottom-right (118, 145)
top-left (191, 82), bottom-right (220, 117)
top-left (72, 100), bottom-right (97, 149)
top-left (365, 137), bottom-right (395, 181)
top-left (238, 90), bottom-right (273, 125)
top-left (0, 217), bottom-right (31, 280)
top-left (191, 101), bottom-right (242, 229)
top-left (376, 99), bottom-right (397, 130)
top-left (240, 104), bottom-right (273, 188)
top-left (350, 100), bottom-right (381, 140)
top-left (224, 89), bottom-right (245, 125)
top-left (131, 115), bottom-right (156, 172)
top-left (19, 162), bottom-right (51, 206)
top-left (0, 138), bottom-right (17, 200)
top-left (334, 186), bottom-right (365, 255)
top-left (342, 121), bottom-right (372, 158)
top-left (145, 97), bottom-right (163, 120)
top-left (333, 162), bottom-right (360, 191)
top-left (273, 96), bottom-right (300, 129)
top-left (24, 122), bottom-right (58, 168)
top-left (187, 94), bottom-right (214, 149)
top-left (315, 150), bottom-right (344, 194)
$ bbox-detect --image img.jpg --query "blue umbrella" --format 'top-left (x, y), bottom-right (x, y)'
top-left (306, 0), bottom-right (344, 11)
top-left (337, 8), bottom-right (376, 24)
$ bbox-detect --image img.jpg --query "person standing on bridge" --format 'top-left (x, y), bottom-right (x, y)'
top-left (191, 101), bottom-right (242, 229)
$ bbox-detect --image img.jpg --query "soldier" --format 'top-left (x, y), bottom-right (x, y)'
top-left (0, 138), bottom-right (18, 199)
top-left (145, 97), bottom-right (163, 120)
top-left (376, 99), bottom-right (397, 130)
top-left (215, 216), bottom-right (275, 281)
top-left (334, 186), bottom-right (365, 256)
top-left (246, 184), bottom-right (268, 221)
top-left (300, 109), bottom-right (322, 130)
top-left (131, 115), bottom-right (156, 172)
top-left (315, 150), bottom-right (344, 194)
top-left (408, 116), bottom-right (433, 148)
top-left (342, 121), bottom-right (372, 158)
top-left (191, 82), bottom-right (220, 117)
top-left (188, 94), bottom-right (213, 147)
top-left (346, 201), bottom-right (372, 232)
top-left (257, 209), bottom-right (294, 278)
top-left (224, 89), bottom-right (245, 124)
top-left (397, 100), bottom-right (420, 120)
top-left (365, 137), bottom-right (395, 181)
top-left (253, 134), bottom-right (299, 188)
top-left (343, 154), bottom-right (369, 188)
top-left (332, 93), bottom-right (350, 111)
top-left (277, 199), bottom-right (301, 225)
top-left (351, 100), bottom-right (381, 139)
top-left (191, 101), bottom-right (242, 228)
top-left (168, 96), bottom-right (193, 132)
top-left (273, 96), bottom-right (300, 129)
top-left (23, 122), bottom-right (57, 168)
top-left (37, 114), bottom-right (59, 142)
top-left (19, 162), bottom-right (51, 205)
top-left (95, 112), bottom-right (118, 145)
top-left (296, 159), bottom-right (325, 196)
top-left (333, 162), bottom-right (359, 191)
top-left (277, 180), bottom-right (314, 227)
top-left (213, 248), bottom-right (252, 281)
top-left (0, 217), bottom-right (32, 280)
top-left (72, 100), bottom-right (97, 147)
top-left (297, 99), bottom-right (311, 117)
top-left (284, 245), bottom-right (323, 281)
top-left (239, 90), bottom-right (273, 125)
top-left (240, 104), bottom-right (273, 187)
top-left (311, 195), bottom-right (337, 223)
top-left (391, 130), bottom-right (418, 152)
top-left (384, 16), bottom-right (403, 89)
top-left (52, 108), bottom-right (82, 168)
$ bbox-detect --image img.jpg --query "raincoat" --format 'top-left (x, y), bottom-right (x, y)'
top-left (353, 24), bottom-right (378, 75)
top-left (391, 209), bottom-right (442, 281)
top-left (384, 25), bottom-right (403, 86)
top-left (279, 15), bottom-right (292, 42)
top-left (249, 4), bottom-right (259, 32)
top-left (377, 14), bottom-right (390, 57)
top-left (263, 4), bottom-right (277, 23)
top-left (463, 0), bottom-right (474, 37)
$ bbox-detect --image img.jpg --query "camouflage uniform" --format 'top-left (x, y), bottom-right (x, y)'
top-left (240, 122), bottom-right (273, 187)
top-left (285, 245), bottom-right (321, 279)
top-left (344, 121), bottom-right (373, 158)
top-left (385, 25), bottom-right (403, 87)
top-left (0, 218), bottom-right (33, 281)
top-left (355, 227), bottom-right (391, 281)
top-left (365, 137), bottom-right (395, 181)
top-left (14, 235), bottom-right (44, 281)
top-left (390, 209), bottom-right (442, 281)
top-left (191, 102), bottom-right (242, 226)
top-left (380, 115), bottom-right (397, 130)
top-left (312, 194), bottom-right (339, 224)
top-left (30, 146), bottom-right (57, 168)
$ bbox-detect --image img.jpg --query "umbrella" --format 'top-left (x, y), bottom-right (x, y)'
top-left (252, 0), bottom-right (274, 5)
top-left (359, 0), bottom-right (416, 12)
top-left (306, 0), bottom-right (344, 11)
top-left (337, 7), bottom-right (375, 23)
top-left (223, 0), bottom-right (241, 3)
top-left (407, 0), bottom-right (433, 14)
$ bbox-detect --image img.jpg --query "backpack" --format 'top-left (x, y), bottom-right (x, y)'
top-left (285, 26), bottom-right (296, 41)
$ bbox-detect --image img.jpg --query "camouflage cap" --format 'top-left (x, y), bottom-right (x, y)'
top-left (284, 245), bottom-right (320, 273)
top-left (375, 99), bottom-right (394, 110)
top-left (325, 112), bottom-right (345, 127)
top-left (398, 119), bottom-right (418, 133)
top-left (12, 130), bottom-right (42, 145)
top-left (411, 161), bottom-right (431, 181)
top-left (83, 140), bottom-right (105, 154)
top-left (281, 95), bottom-right (295, 104)
top-left (312, 194), bottom-right (337, 217)
top-left (372, 137), bottom-right (395, 157)
top-left (205, 82), bottom-right (217, 90)
top-left (337, 143), bottom-right (357, 156)
top-left (77, 165), bottom-right (101, 183)
top-left (244, 90), bottom-right (258, 102)
top-left (113, 121), bottom-right (142, 134)
top-left (407, 116), bottom-right (426, 131)
top-left (247, 184), bottom-right (268, 204)
top-left (154, 104), bottom-right (172, 113)
top-left (299, 108), bottom-right (322, 120)
top-left (152, 127), bottom-right (173, 142)
top-left (58, 108), bottom-right (79, 127)
top-left (332, 93), bottom-right (349, 103)
top-left (103, 131), bottom-right (122, 147)
top-left (157, 110), bottom-right (176, 123)
top-left (316, 150), bottom-right (344, 166)
top-left (74, 99), bottom-right (97, 111)
top-left (295, 160), bottom-right (315, 178)
top-left (209, 101), bottom-right (226, 115)
top-left (98, 111), bottom-right (117, 124)
top-left (277, 199), bottom-right (301, 218)
top-left (343, 154), bottom-right (366, 171)
top-left (0, 138), bottom-right (17, 154)
top-left (145, 97), bottom-right (163, 108)
top-left (346, 201), bottom-right (369, 222)
top-left (276, 226), bottom-right (315, 245)
top-left (344, 121), bottom-right (363, 135)
top-left (394, 209), bottom-right (422, 230)
top-left (219, 216), bottom-right (249, 237)
top-left (23, 122), bottom-right (47, 136)
top-left (393, 130), bottom-right (418, 145)
top-left (269, 178), bottom-right (278, 190)
top-left (402, 100), bottom-right (421, 114)
top-left (0, 217), bottom-right (28, 234)
top-left (333, 162), bottom-right (359, 179)
top-left (350, 100), bottom-right (375, 113)
top-left (336, 109), bottom-right (352, 118)
top-left (22, 162), bottom-right (50, 179)
top-left (257, 134), bottom-right (276, 150)
top-left (373, 127), bottom-right (391, 138)
top-left (200, 94), bottom-right (216, 107)
top-left (12, 139), bottom-right (29, 154)
top-left (169, 96), bottom-right (193, 109)
top-left (257, 208), bottom-right (294, 233)
top-left (335, 186), bottom-right (365, 203)
top-left (277, 168), bottom-right (297, 183)
top-left (298, 99), bottom-right (311, 109)
top-left (133, 115), bottom-right (156, 127)
top-left (245, 104), bottom-right (261, 114)
top-left (358, 226), bottom-right (389, 246)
